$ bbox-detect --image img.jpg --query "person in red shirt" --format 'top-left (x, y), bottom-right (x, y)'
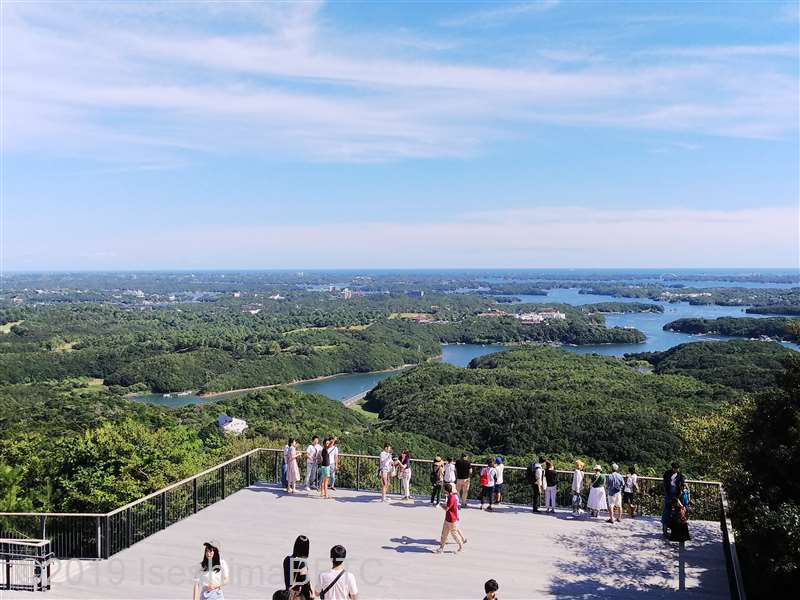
top-left (434, 483), bottom-right (466, 554)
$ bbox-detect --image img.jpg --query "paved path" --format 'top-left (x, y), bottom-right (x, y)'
top-left (10, 484), bottom-right (730, 599)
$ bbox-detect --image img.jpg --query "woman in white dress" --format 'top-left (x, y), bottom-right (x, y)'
top-left (284, 438), bottom-right (300, 493)
top-left (193, 541), bottom-right (229, 600)
top-left (586, 465), bottom-right (607, 517)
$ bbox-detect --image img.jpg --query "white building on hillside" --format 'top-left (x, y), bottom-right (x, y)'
top-left (217, 414), bottom-right (248, 436)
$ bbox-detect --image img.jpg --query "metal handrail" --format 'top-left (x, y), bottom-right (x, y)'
top-left (0, 448), bottom-right (722, 519)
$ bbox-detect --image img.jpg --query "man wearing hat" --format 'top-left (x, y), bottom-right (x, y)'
top-left (317, 545), bottom-right (358, 599)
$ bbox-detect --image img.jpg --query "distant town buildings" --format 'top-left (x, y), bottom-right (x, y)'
top-left (341, 288), bottom-right (353, 300)
top-left (217, 414), bottom-right (248, 436)
top-left (405, 290), bottom-right (425, 298)
top-left (232, 292), bottom-right (241, 298)
top-left (476, 309), bottom-right (567, 323)
top-left (268, 294), bottom-right (284, 300)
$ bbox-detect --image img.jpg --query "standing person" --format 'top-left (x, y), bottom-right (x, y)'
top-left (194, 541), bottom-right (229, 600)
top-left (680, 482), bottom-right (691, 510)
top-left (526, 457), bottom-right (544, 512)
top-left (605, 463), bottom-right (625, 523)
top-left (435, 483), bottom-right (466, 553)
top-left (282, 535), bottom-right (313, 600)
top-left (398, 449), bottom-right (412, 500)
top-left (328, 436), bottom-right (339, 491)
top-left (305, 436), bottom-right (320, 491)
top-left (571, 460), bottom-right (585, 515)
top-left (379, 443), bottom-right (393, 502)
top-left (430, 456), bottom-right (445, 505)
top-left (493, 457), bottom-right (505, 505)
top-left (444, 457), bottom-right (457, 490)
top-left (661, 462), bottom-right (685, 537)
top-left (479, 459), bottom-right (497, 511)
top-left (623, 466), bottom-right (639, 518)
top-left (587, 465), bottom-right (606, 518)
top-left (669, 497), bottom-right (690, 543)
top-left (455, 453), bottom-right (472, 508)
top-left (319, 438), bottom-right (333, 499)
top-left (317, 545), bottom-right (358, 600)
top-left (285, 438), bottom-right (300, 493)
top-left (544, 460), bottom-right (558, 513)
top-left (483, 579), bottom-right (499, 600)
top-left (281, 439), bottom-right (290, 489)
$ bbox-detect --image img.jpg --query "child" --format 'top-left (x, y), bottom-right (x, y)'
top-left (479, 459), bottom-right (497, 511)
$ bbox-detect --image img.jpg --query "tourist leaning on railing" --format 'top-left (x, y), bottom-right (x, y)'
top-left (430, 455), bottom-right (445, 505)
top-left (606, 464), bottom-right (625, 523)
top-left (544, 461), bottom-right (558, 512)
top-left (587, 465), bottom-right (606, 517)
top-left (623, 466), bottom-right (639, 518)
top-left (479, 459), bottom-right (496, 511)
top-left (493, 456), bottom-right (505, 504)
top-left (571, 460), bottom-right (585, 514)
top-left (379, 443), bottom-right (393, 502)
top-left (329, 436), bottom-right (339, 491)
top-left (661, 462), bottom-right (685, 537)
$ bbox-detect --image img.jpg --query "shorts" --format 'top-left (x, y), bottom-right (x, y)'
top-left (608, 492), bottom-right (622, 508)
top-left (622, 491), bottom-right (636, 506)
top-left (494, 483), bottom-right (504, 493)
top-left (319, 466), bottom-right (330, 478)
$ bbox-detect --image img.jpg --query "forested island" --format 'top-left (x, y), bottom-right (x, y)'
top-left (664, 317), bottom-right (800, 342)
top-left (580, 284), bottom-right (800, 307)
top-left (746, 304), bottom-right (800, 316)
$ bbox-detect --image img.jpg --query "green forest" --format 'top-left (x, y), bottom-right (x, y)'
top-left (664, 316), bottom-right (800, 342)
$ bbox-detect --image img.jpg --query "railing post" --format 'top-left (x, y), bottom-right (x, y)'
top-left (126, 508), bottom-right (132, 548)
top-left (356, 456), bottom-right (361, 491)
top-left (193, 478), bottom-right (199, 514)
top-left (104, 516), bottom-right (111, 559)
top-left (220, 466), bottom-right (226, 500)
top-left (96, 516), bottom-right (102, 559)
top-left (246, 454), bottom-right (252, 487)
top-left (160, 491), bottom-right (167, 530)
top-left (39, 515), bottom-right (46, 540)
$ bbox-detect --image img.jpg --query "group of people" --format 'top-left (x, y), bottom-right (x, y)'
top-left (283, 435), bottom-right (339, 499)
top-left (194, 536), bottom-right (501, 599)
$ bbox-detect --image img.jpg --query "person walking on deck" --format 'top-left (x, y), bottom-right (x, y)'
top-left (544, 460), bottom-right (557, 513)
top-left (430, 456), bottom-right (445, 505)
top-left (571, 460), bottom-right (585, 514)
top-left (435, 483), bottom-right (466, 553)
top-left (479, 459), bottom-right (497, 511)
top-left (606, 463), bottom-right (625, 523)
top-left (587, 465), bottom-right (606, 517)
top-left (305, 436), bottom-right (320, 491)
top-left (455, 453), bottom-right (472, 508)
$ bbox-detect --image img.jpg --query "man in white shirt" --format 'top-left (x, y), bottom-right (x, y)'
top-left (305, 436), bottom-right (319, 490)
top-left (328, 436), bottom-right (339, 490)
top-left (317, 545), bottom-right (358, 600)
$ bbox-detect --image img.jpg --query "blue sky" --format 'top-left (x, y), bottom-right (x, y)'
top-left (2, 0), bottom-right (799, 270)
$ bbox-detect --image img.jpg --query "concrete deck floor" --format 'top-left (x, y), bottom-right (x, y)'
top-left (8, 483), bottom-right (730, 599)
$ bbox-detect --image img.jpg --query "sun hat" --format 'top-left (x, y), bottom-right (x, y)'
top-left (495, 456), bottom-right (504, 464)
top-left (611, 463), bottom-right (619, 471)
top-left (593, 465), bottom-right (602, 471)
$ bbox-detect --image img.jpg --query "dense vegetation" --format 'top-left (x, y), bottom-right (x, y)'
top-left (365, 347), bottom-right (735, 472)
top-left (578, 301), bottom-right (664, 314)
top-left (0, 297), bottom-right (645, 394)
top-left (664, 316), bottom-right (800, 342)
top-left (628, 340), bottom-right (796, 391)
top-left (580, 284), bottom-right (800, 307)
top-left (746, 304), bottom-right (800, 316)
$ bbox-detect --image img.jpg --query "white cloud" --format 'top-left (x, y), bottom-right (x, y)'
top-left (7, 206), bottom-right (797, 270)
top-left (440, 1), bottom-right (561, 28)
top-left (1, 1), bottom-right (798, 163)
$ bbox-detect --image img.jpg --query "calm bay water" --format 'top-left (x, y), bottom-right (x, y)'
top-left (132, 286), bottom-right (798, 406)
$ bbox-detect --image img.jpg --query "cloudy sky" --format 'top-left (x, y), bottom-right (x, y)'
top-left (3, 0), bottom-right (799, 270)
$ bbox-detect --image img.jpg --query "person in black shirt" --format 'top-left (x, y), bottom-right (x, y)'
top-left (455, 453), bottom-right (473, 508)
top-left (661, 462), bottom-right (685, 537)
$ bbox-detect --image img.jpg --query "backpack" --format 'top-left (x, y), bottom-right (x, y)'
top-left (430, 463), bottom-right (439, 485)
top-left (608, 473), bottom-right (623, 496)
top-left (480, 468), bottom-right (489, 487)
top-left (525, 463), bottom-right (537, 484)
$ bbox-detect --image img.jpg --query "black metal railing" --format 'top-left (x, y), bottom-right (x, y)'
top-left (0, 446), bottom-right (743, 598)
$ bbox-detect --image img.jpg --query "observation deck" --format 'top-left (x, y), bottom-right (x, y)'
top-left (5, 481), bottom-right (730, 599)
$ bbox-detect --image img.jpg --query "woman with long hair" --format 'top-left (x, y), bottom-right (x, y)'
top-left (282, 535), bottom-right (314, 599)
top-left (318, 438), bottom-right (332, 500)
top-left (194, 541), bottom-right (229, 600)
top-left (285, 438), bottom-right (300, 493)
